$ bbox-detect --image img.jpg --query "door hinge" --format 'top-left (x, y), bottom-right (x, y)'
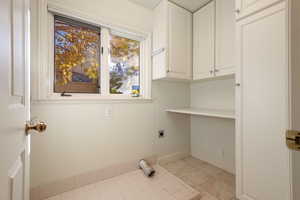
top-left (286, 130), bottom-right (300, 151)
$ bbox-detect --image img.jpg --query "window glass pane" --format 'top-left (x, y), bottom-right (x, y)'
top-left (54, 16), bottom-right (100, 94)
top-left (109, 34), bottom-right (140, 96)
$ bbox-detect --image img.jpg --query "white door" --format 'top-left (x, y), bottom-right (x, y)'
top-left (193, 1), bottom-right (215, 80)
top-left (0, 0), bottom-right (31, 199)
top-left (236, 2), bottom-right (293, 200)
top-left (236, 0), bottom-right (282, 19)
top-left (215, 0), bottom-right (235, 76)
top-left (168, 2), bottom-right (192, 80)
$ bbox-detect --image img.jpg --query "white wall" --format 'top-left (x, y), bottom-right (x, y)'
top-left (190, 76), bottom-right (235, 110)
top-left (190, 77), bottom-right (235, 174)
top-left (30, 0), bottom-right (191, 189)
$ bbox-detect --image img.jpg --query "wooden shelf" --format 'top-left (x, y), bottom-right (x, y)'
top-left (166, 107), bottom-right (235, 119)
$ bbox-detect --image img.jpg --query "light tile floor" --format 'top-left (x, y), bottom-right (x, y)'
top-left (44, 166), bottom-right (200, 200)
top-left (160, 157), bottom-right (236, 200)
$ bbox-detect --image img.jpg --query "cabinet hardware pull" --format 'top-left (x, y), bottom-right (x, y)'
top-left (236, 83), bottom-right (241, 86)
top-left (235, 9), bottom-right (240, 14)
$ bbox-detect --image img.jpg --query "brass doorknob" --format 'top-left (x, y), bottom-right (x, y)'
top-left (25, 121), bottom-right (47, 135)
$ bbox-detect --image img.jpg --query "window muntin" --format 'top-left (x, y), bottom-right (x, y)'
top-left (54, 16), bottom-right (101, 94)
top-left (109, 34), bottom-right (140, 96)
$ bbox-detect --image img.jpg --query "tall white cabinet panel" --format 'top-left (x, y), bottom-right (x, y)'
top-left (153, 0), bottom-right (192, 80)
top-left (215, 0), bottom-right (235, 76)
top-left (235, 0), bottom-right (282, 19)
top-left (236, 2), bottom-right (291, 200)
top-left (168, 3), bottom-right (192, 80)
top-left (193, 1), bottom-right (215, 80)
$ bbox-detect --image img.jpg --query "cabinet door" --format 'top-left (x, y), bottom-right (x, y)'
top-left (168, 2), bottom-right (192, 80)
top-left (193, 1), bottom-right (215, 80)
top-left (236, 0), bottom-right (282, 19)
top-left (236, 2), bottom-right (292, 200)
top-left (153, 0), bottom-right (168, 80)
top-left (215, 0), bottom-right (235, 76)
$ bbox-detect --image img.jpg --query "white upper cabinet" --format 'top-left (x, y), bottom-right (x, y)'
top-left (193, 0), bottom-right (235, 81)
top-left (153, 0), bottom-right (192, 80)
top-left (235, 0), bottom-right (282, 19)
top-left (215, 0), bottom-right (235, 76)
top-left (193, 1), bottom-right (215, 80)
top-left (153, 0), bottom-right (168, 80)
top-left (168, 3), bottom-right (192, 80)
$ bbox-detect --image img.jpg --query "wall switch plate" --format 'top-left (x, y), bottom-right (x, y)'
top-left (104, 105), bottom-right (113, 119)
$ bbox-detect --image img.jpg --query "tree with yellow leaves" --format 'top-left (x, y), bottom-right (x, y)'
top-left (55, 19), bottom-right (100, 85)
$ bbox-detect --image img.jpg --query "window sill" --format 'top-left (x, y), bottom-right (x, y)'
top-left (31, 96), bottom-right (153, 104)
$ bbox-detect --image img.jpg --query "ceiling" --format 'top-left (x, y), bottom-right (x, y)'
top-left (128, 0), bottom-right (210, 12)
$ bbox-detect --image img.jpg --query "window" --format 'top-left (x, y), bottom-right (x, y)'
top-left (54, 16), bottom-right (101, 94)
top-left (50, 15), bottom-right (150, 100)
top-left (109, 34), bottom-right (140, 96)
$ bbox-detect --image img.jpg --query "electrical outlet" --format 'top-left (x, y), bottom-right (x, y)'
top-left (158, 130), bottom-right (165, 138)
top-left (221, 149), bottom-right (225, 158)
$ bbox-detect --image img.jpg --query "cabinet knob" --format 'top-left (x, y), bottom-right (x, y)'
top-left (236, 83), bottom-right (241, 87)
top-left (235, 9), bottom-right (240, 14)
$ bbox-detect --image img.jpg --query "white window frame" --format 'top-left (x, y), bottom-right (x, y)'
top-left (33, 0), bottom-right (152, 102)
